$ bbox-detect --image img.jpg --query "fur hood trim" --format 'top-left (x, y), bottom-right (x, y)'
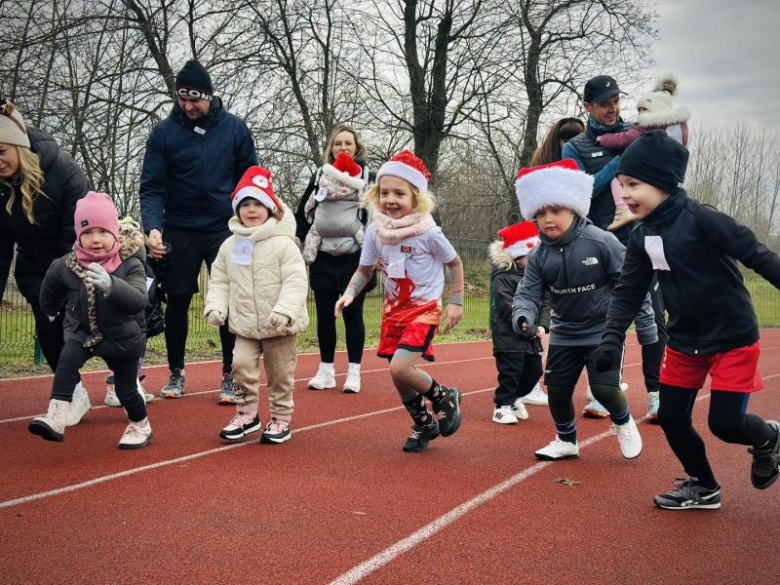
top-left (489, 240), bottom-right (515, 271)
top-left (637, 107), bottom-right (691, 128)
top-left (117, 223), bottom-right (145, 262)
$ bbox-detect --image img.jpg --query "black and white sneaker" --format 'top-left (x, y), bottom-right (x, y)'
top-left (260, 418), bottom-right (291, 444)
top-left (749, 420), bottom-right (780, 490)
top-left (654, 478), bottom-right (722, 510)
top-left (402, 421), bottom-right (440, 453)
top-left (219, 412), bottom-right (262, 442)
top-left (432, 386), bottom-right (462, 437)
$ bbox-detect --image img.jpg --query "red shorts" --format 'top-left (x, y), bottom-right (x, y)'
top-left (378, 321), bottom-right (438, 362)
top-left (660, 343), bottom-right (764, 393)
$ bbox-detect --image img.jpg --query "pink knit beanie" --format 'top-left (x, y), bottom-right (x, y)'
top-left (74, 191), bottom-right (120, 239)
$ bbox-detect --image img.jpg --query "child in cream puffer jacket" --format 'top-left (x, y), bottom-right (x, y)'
top-left (205, 166), bottom-right (309, 445)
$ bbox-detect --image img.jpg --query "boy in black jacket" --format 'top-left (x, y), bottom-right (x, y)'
top-left (595, 131), bottom-right (780, 510)
top-left (489, 221), bottom-right (550, 424)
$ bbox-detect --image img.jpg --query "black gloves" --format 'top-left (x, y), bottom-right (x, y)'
top-left (593, 335), bottom-right (623, 373)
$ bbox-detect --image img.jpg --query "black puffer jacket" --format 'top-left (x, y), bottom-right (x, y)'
top-left (489, 241), bottom-right (550, 354)
top-left (0, 128), bottom-right (90, 297)
top-left (40, 224), bottom-right (149, 360)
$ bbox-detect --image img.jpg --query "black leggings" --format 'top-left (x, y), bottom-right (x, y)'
top-left (314, 289), bottom-right (366, 364)
top-left (28, 296), bottom-right (67, 373)
top-left (52, 339), bottom-right (147, 422)
top-left (659, 384), bottom-right (776, 485)
top-left (165, 294), bottom-right (234, 373)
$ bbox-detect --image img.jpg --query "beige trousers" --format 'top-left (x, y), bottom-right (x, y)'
top-left (232, 334), bottom-right (297, 419)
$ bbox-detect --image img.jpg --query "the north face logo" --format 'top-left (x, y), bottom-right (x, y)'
top-left (582, 257), bottom-right (599, 266)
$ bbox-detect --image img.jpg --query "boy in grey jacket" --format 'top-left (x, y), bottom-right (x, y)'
top-left (512, 159), bottom-right (657, 461)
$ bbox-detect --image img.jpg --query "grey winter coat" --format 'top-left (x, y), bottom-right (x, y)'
top-left (512, 217), bottom-right (657, 347)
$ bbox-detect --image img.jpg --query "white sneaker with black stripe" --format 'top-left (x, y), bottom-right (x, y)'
top-left (492, 405), bottom-right (519, 425)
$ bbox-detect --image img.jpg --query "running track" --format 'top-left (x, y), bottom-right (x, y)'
top-left (1, 333), bottom-right (779, 584)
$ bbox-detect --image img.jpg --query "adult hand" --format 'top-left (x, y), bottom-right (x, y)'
top-left (443, 304), bottom-right (463, 334)
top-left (148, 229), bottom-right (167, 260)
top-left (593, 342), bottom-right (622, 373)
top-left (334, 294), bottom-right (354, 318)
top-left (269, 312), bottom-right (290, 328)
top-left (206, 310), bottom-right (226, 328)
top-left (87, 262), bottom-right (112, 294)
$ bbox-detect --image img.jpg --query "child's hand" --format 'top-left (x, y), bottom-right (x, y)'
top-left (443, 304), bottom-right (463, 334)
top-left (595, 136), bottom-right (603, 144)
top-left (269, 312), bottom-right (290, 328)
top-left (87, 262), bottom-right (112, 294)
top-left (535, 326), bottom-right (546, 340)
top-left (335, 294), bottom-right (355, 317)
top-left (206, 310), bottom-right (226, 328)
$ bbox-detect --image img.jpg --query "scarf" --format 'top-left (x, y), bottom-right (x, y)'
top-left (65, 253), bottom-right (104, 348)
top-left (588, 115), bottom-right (623, 134)
top-left (372, 211), bottom-right (436, 245)
top-left (74, 240), bottom-right (122, 273)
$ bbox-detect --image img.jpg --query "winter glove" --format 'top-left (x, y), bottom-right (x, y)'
top-left (514, 316), bottom-right (538, 339)
top-left (269, 312), bottom-right (290, 329)
top-left (593, 336), bottom-right (623, 373)
top-left (87, 262), bottom-right (112, 294)
top-left (206, 310), bottom-right (226, 328)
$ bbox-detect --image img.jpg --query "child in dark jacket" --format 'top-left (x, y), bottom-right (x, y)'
top-left (513, 159), bottom-right (658, 462)
top-left (29, 192), bottom-right (153, 449)
top-left (489, 221), bottom-right (550, 424)
top-left (595, 131), bottom-right (780, 510)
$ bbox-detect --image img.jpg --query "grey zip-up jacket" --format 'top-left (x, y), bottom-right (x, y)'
top-left (512, 217), bottom-right (657, 347)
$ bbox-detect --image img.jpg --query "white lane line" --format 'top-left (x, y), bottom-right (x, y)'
top-left (0, 357), bottom-right (493, 425)
top-left (0, 387), bottom-right (495, 510)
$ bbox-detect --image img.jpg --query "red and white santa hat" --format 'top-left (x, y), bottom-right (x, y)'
top-left (231, 166), bottom-right (281, 214)
top-left (515, 158), bottom-right (594, 220)
top-left (321, 152), bottom-right (366, 190)
top-left (376, 150), bottom-right (431, 192)
top-left (497, 221), bottom-right (540, 259)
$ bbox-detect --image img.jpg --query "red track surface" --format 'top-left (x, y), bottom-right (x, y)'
top-left (1, 334), bottom-right (779, 584)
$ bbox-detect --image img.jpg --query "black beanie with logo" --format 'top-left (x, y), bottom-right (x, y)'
top-left (175, 60), bottom-right (213, 101)
top-left (616, 130), bottom-right (690, 193)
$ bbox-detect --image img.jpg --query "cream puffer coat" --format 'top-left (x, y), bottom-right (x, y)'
top-left (205, 205), bottom-right (309, 340)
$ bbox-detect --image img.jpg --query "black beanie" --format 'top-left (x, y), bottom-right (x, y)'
top-left (616, 130), bottom-right (690, 193)
top-left (175, 60), bottom-right (213, 101)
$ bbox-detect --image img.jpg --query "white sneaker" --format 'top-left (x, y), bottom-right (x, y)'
top-left (137, 378), bottom-right (154, 404)
top-left (521, 383), bottom-right (548, 406)
top-left (511, 398), bottom-right (529, 420)
top-left (493, 405), bottom-right (519, 425)
top-left (620, 381), bottom-right (629, 392)
top-left (29, 399), bottom-right (70, 442)
top-left (343, 370), bottom-right (361, 394)
top-left (105, 375), bottom-right (121, 407)
top-left (308, 364), bottom-right (336, 390)
top-left (535, 436), bottom-right (580, 460)
top-left (65, 392), bottom-right (92, 426)
top-left (118, 418), bottom-right (153, 449)
top-left (613, 416), bottom-right (642, 459)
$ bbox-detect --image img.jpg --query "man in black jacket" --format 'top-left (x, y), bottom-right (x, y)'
top-left (140, 61), bottom-right (257, 403)
top-left (595, 131), bottom-right (780, 510)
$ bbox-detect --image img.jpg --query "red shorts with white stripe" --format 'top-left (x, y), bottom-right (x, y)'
top-left (660, 342), bottom-right (764, 393)
top-left (377, 300), bottom-right (441, 362)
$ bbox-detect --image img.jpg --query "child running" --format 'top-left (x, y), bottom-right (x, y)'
top-left (489, 221), bottom-right (549, 424)
top-left (30, 191), bottom-right (153, 448)
top-left (335, 150), bottom-right (464, 453)
top-left (205, 166), bottom-right (308, 444)
top-left (512, 159), bottom-right (658, 461)
top-left (594, 131), bottom-right (780, 510)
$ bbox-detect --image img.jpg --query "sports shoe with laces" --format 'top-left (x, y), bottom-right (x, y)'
top-left (105, 375), bottom-right (121, 407)
top-left (308, 364), bottom-right (336, 390)
top-left (431, 386), bottom-right (462, 437)
top-left (160, 369), bottom-right (185, 399)
top-left (534, 436), bottom-right (580, 461)
top-left (492, 405), bottom-right (519, 425)
top-left (402, 420), bottom-right (440, 453)
top-left (749, 420), bottom-right (780, 490)
top-left (118, 418), bottom-right (154, 449)
top-left (654, 478), bottom-right (721, 510)
top-left (260, 417), bottom-right (291, 444)
top-left (343, 369), bottom-right (361, 394)
top-left (511, 397), bottom-right (529, 420)
top-left (220, 409), bottom-right (262, 442)
top-left (647, 391), bottom-right (660, 423)
top-left (65, 391), bottom-right (92, 427)
top-left (521, 383), bottom-right (548, 406)
top-left (137, 375), bottom-right (154, 404)
top-left (29, 399), bottom-right (70, 442)
top-left (583, 386), bottom-right (609, 418)
top-left (612, 416), bottom-right (642, 459)
top-left (218, 373), bottom-right (238, 405)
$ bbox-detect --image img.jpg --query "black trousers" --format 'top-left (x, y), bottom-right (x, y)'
top-left (314, 289), bottom-right (366, 364)
top-left (494, 352), bottom-right (543, 406)
top-left (165, 294), bottom-right (234, 373)
top-left (52, 339), bottom-right (147, 422)
top-left (28, 295), bottom-right (67, 373)
top-left (641, 278), bottom-right (668, 393)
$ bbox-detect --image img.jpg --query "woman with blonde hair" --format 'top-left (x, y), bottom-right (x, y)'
top-left (0, 97), bottom-right (90, 421)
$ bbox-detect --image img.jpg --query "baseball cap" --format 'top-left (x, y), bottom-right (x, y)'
top-left (584, 75), bottom-right (623, 103)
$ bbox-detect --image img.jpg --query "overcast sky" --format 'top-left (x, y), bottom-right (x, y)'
top-left (622, 0), bottom-right (780, 130)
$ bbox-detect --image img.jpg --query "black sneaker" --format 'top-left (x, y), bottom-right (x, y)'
top-left (749, 420), bottom-right (780, 490)
top-left (402, 421), bottom-right (440, 453)
top-left (160, 369), bottom-right (185, 399)
top-left (654, 478), bottom-right (722, 510)
top-left (431, 386), bottom-right (462, 437)
top-left (219, 412), bottom-right (262, 442)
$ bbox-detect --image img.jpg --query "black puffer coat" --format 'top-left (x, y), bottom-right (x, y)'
top-left (0, 127), bottom-right (90, 298)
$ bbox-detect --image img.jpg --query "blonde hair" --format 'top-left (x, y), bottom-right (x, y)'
top-left (1, 145), bottom-right (46, 224)
top-left (362, 176), bottom-right (436, 215)
top-left (324, 124), bottom-right (368, 163)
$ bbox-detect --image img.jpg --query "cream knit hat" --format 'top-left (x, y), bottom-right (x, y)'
top-left (0, 98), bottom-right (30, 148)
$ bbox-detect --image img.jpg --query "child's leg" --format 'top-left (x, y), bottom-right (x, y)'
top-left (517, 354), bottom-right (543, 398)
top-left (231, 335), bottom-right (263, 410)
top-left (111, 358), bottom-right (147, 422)
top-left (494, 352), bottom-right (522, 406)
top-left (262, 334), bottom-right (297, 422)
top-left (707, 391), bottom-right (775, 447)
top-left (390, 348), bottom-right (436, 426)
top-left (585, 346), bottom-right (631, 426)
top-left (543, 346), bottom-right (585, 444)
top-left (51, 340), bottom-right (92, 403)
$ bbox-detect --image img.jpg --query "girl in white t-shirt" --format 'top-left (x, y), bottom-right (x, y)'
top-left (335, 150), bottom-right (465, 453)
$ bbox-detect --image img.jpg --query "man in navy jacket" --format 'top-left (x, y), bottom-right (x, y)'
top-left (140, 60), bottom-right (257, 402)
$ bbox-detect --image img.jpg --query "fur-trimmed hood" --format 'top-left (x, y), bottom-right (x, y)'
top-left (637, 106), bottom-right (691, 128)
top-left (489, 240), bottom-right (516, 271)
top-left (117, 222), bottom-right (146, 262)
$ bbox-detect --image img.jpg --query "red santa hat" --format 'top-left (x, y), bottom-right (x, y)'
top-left (376, 150), bottom-right (431, 192)
top-left (497, 221), bottom-right (540, 259)
top-left (321, 152), bottom-right (366, 190)
top-left (515, 158), bottom-right (594, 220)
top-left (231, 166), bottom-right (281, 214)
